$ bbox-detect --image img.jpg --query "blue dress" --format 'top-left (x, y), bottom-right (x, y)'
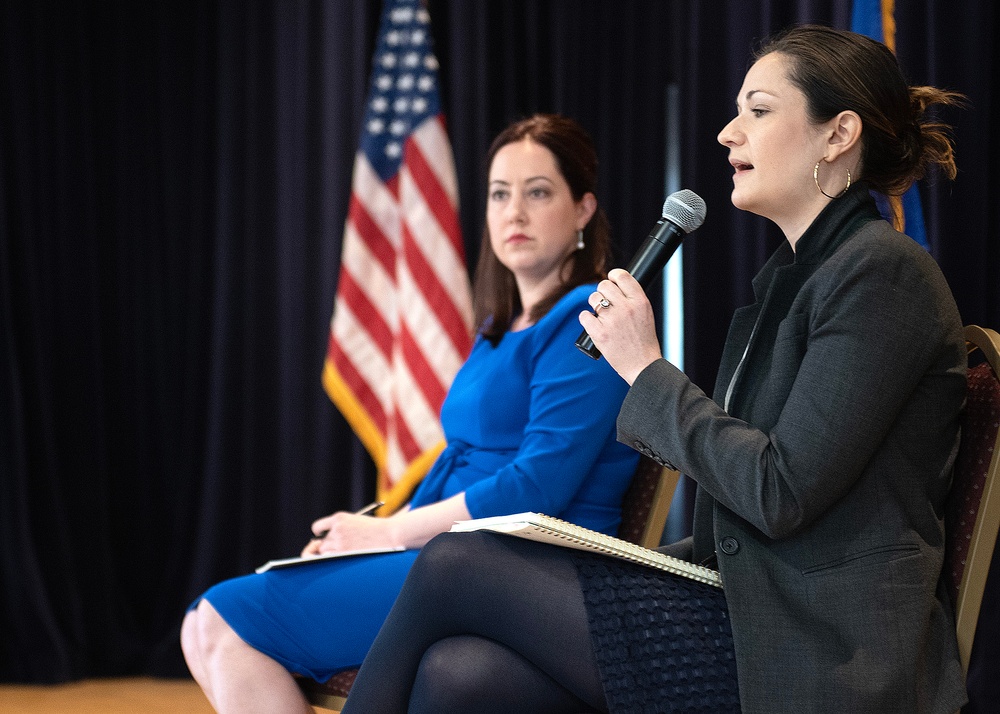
top-left (195, 284), bottom-right (638, 681)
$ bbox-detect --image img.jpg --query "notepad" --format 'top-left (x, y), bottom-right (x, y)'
top-left (255, 546), bottom-right (406, 573)
top-left (450, 512), bottom-right (722, 588)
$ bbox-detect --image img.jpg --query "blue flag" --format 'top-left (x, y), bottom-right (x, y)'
top-left (851, 0), bottom-right (929, 249)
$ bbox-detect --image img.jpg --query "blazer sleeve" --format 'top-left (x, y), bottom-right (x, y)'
top-left (618, 228), bottom-right (965, 539)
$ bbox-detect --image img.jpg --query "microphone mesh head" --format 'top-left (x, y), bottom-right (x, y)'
top-left (661, 190), bottom-right (707, 233)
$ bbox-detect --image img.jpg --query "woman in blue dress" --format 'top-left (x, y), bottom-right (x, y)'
top-left (180, 114), bottom-right (640, 713)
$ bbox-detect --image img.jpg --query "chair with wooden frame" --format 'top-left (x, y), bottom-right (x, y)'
top-left (297, 455), bottom-right (679, 711)
top-left (615, 455), bottom-right (680, 549)
top-left (944, 324), bottom-right (1000, 681)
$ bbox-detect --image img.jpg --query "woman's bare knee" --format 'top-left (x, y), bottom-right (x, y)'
top-left (193, 600), bottom-right (243, 660)
top-left (180, 609), bottom-right (202, 663)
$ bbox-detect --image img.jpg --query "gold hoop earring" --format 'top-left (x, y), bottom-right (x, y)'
top-left (814, 161), bottom-right (851, 199)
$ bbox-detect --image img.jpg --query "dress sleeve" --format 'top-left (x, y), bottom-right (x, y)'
top-left (463, 292), bottom-right (631, 519)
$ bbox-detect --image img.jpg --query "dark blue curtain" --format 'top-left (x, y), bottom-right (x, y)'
top-left (2, 0), bottom-right (997, 704)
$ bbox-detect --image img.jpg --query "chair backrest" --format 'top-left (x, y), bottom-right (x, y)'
top-left (943, 324), bottom-right (1000, 677)
top-left (617, 456), bottom-right (679, 548)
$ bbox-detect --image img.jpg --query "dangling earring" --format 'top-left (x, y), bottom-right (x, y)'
top-left (814, 160), bottom-right (852, 199)
top-left (576, 230), bottom-right (585, 250)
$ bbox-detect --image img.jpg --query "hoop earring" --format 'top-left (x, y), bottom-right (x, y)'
top-left (576, 230), bottom-right (585, 250)
top-left (814, 161), bottom-right (852, 199)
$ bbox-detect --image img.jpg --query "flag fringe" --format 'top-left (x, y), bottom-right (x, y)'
top-left (323, 357), bottom-right (444, 514)
top-left (323, 358), bottom-right (387, 469)
top-left (378, 440), bottom-right (445, 514)
top-left (881, 0), bottom-right (896, 53)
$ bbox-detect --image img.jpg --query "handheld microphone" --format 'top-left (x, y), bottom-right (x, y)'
top-left (576, 189), bottom-right (706, 359)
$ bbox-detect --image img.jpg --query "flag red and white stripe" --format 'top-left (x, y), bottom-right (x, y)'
top-left (323, 0), bottom-right (473, 512)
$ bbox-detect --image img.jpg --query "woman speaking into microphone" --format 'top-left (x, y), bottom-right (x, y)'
top-left (341, 24), bottom-right (968, 714)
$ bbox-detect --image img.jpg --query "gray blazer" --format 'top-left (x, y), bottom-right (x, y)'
top-left (618, 186), bottom-right (968, 713)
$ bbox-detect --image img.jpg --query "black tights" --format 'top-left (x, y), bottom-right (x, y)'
top-left (340, 531), bottom-right (607, 714)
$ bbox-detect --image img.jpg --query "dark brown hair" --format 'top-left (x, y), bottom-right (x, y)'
top-left (756, 25), bottom-right (963, 197)
top-left (473, 114), bottom-right (612, 345)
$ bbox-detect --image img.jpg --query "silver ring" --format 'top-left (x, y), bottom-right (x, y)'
top-left (598, 298), bottom-right (611, 310)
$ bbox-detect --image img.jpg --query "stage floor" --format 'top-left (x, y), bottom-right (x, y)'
top-left (0, 677), bottom-right (215, 713)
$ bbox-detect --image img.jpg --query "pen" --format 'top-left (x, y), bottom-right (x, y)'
top-left (311, 500), bottom-right (384, 540)
top-left (353, 500), bottom-right (384, 517)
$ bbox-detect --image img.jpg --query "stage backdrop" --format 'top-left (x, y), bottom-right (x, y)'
top-left (1, 0), bottom-right (997, 692)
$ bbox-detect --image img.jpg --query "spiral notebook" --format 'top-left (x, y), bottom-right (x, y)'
top-left (450, 512), bottom-right (722, 589)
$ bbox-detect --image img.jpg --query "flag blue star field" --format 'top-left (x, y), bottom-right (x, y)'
top-left (324, 0), bottom-right (473, 511)
top-left (851, 0), bottom-right (930, 249)
top-left (361, 4), bottom-right (442, 181)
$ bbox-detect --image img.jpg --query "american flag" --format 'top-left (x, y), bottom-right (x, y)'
top-left (323, 0), bottom-right (473, 511)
